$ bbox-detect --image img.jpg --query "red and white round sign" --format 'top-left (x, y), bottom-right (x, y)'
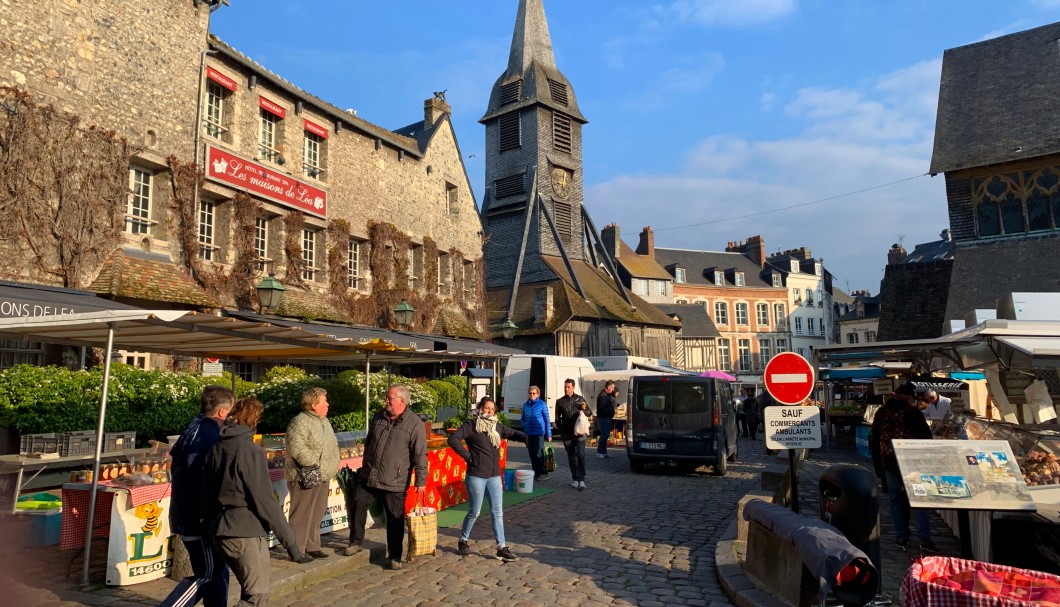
top-left (206, 357), bottom-right (219, 364)
top-left (763, 352), bottom-right (816, 405)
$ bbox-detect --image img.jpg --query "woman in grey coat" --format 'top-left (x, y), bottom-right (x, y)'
top-left (285, 387), bottom-right (341, 559)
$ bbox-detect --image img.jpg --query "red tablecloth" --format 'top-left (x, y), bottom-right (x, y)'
top-left (61, 486), bottom-right (114, 550)
top-left (403, 441), bottom-right (507, 513)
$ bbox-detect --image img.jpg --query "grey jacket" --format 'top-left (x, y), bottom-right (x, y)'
top-left (284, 410), bottom-right (341, 483)
top-left (358, 408), bottom-right (428, 493)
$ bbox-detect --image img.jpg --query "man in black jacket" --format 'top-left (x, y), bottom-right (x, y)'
top-left (555, 378), bottom-right (591, 490)
top-left (595, 381), bottom-right (617, 459)
top-left (159, 386), bottom-right (232, 607)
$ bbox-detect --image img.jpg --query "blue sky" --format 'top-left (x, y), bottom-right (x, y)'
top-left (211, 1), bottom-right (1060, 294)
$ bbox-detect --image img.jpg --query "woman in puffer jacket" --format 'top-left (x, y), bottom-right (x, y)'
top-left (519, 385), bottom-right (552, 480)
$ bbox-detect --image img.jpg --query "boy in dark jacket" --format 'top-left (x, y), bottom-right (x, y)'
top-left (555, 379), bottom-right (591, 489)
top-left (159, 385), bottom-right (232, 607)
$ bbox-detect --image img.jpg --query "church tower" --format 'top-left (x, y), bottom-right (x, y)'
top-left (480, 0), bottom-right (588, 289)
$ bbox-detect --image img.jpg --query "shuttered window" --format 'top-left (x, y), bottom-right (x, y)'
top-left (553, 199), bottom-right (573, 245)
top-left (499, 113), bottom-right (520, 151)
top-left (547, 78), bottom-right (568, 106)
top-left (553, 111), bottom-right (572, 154)
top-left (500, 80), bottom-right (522, 105)
top-left (495, 174), bottom-right (525, 199)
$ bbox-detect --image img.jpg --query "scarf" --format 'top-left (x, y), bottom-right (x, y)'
top-left (475, 413), bottom-right (501, 448)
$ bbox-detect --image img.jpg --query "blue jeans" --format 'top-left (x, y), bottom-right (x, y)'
top-left (883, 469), bottom-right (931, 542)
top-left (526, 434), bottom-right (546, 477)
top-left (461, 475), bottom-right (505, 547)
top-left (596, 418), bottom-right (613, 454)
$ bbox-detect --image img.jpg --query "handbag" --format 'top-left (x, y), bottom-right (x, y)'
top-left (574, 411), bottom-right (591, 437)
top-left (543, 443), bottom-right (556, 472)
top-left (405, 498), bottom-right (438, 561)
top-left (296, 464), bottom-right (324, 490)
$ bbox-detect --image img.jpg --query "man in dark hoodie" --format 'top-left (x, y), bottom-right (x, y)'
top-left (871, 382), bottom-right (935, 550)
top-left (159, 385), bottom-right (232, 607)
top-left (555, 378), bottom-right (591, 489)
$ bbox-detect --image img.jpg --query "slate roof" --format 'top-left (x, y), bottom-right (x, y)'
top-left (653, 248), bottom-right (776, 288)
top-left (486, 256), bottom-right (680, 336)
top-left (88, 248), bottom-right (221, 308)
top-left (616, 241), bottom-right (672, 280)
top-left (656, 304), bottom-right (721, 338)
top-left (903, 237), bottom-right (955, 263)
top-left (930, 21), bottom-right (1060, 174)
top-left (876, 260), bottom-right (953, 341)
top-left (832, 289), bottom-right (855, 306)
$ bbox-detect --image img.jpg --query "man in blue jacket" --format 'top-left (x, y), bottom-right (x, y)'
top-left (159, 385), bottom-right (232, 607)
top-left (520, 386), bottom-right (552, 481)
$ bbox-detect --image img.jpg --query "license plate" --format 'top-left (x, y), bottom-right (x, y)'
top-left (640, 442), bottom-right (666, 450)
top-left (508, 407), bottom-right (521, 415)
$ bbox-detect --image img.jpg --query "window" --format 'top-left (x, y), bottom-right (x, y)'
top-left (408, 244), bottom-right (423, 289)
top-left (675, 268), bottom-right (686, 283)
top-left (759, 339), bottom-right (772, 367)
top-left (797, 347), bottom-right (807, 358)
top-left (790, 260), bottom-right (799, 272)
top-left (815, 263), bottom-right (822, 276)
top-left (548, 79), bottom-right (569, 106)
top-left (714, 302), bottom-right (728, 325)
top-left (734, 272), bottom-right (745, 286)
top-left (0, 338), bottom-right (43, 369)
top-left (794, 317), bottom-right (804, 335)
top-left (717, 339), bottom-right (731, 370)
top-left (254, 217), bottom-right (270, 270)
top-left (774, 303), bottom-right (786, 327)
top-left (231, 362), bottom-right (255, 382)
top-left (819, 318), bottom-right (826, 335)
top-left (494, 174), bottom-right (525, 200)
top-left (438, 252), bottom-right (451, 296)
top-left (867, 331), bottom-right (877, 343)
top-left (500, 80), bottom-right (522, 105)
top-left (807, 318), bottom-right (815, 335)
top-left (198, 200), bottom-right (216, 261)
top-left (735, 303), bottom-right (749, 326)
top-left (776, 339), bottom-right (788, 353)
top-left (772, 274), bottom-right (782, 287)
top-left (348, 238), bottom-right (367, 289)
top-left (847, 332), bottom-right (859, 344)
top-left (445, 182), bottom-right (458, 214)
top-left (259, 108), bottom-right (281, 162)
top-left (793, 288), bottom-right (801, 302)
top-left (756, 303), bottom-right (769, 326)
top-left (552, 199), bottom-right (574, 249)
top-left (203, 81), bottom-right (228, 138)
top-left (655, 280), bottom-right (666, 296)
top-left (972, 169), bottom-right (1060, 238)
top-left (632, 278), bottom-right (649, 296)
top-left (463, 260), bottom-right (476, 297)
top-left (127, 168), bottom-right (152, 234)
top-left (714, 271), bottom-right (724, 285)
top-left (738, 339), bottom-right (752, 372)
top-left (499, 112), bottom-right (521, 151)
top-left (552, 111), bottom-right (572, 155)
top-left (301, 229), bottom-right (318, 281)
top-left (303, 130), bottom-right (324, 178)
top-left (806, 290), bottom-right (814, 305)
top-left (676, 299), bottom-right (688, 304)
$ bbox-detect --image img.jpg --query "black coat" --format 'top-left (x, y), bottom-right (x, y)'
top-left (596, 390), bottom-right (617, 419)
top-left (448, 419), bottom-right (526, 479)
top-left (555, 393), bottom-right (591, 440)
top-left (169, 414), bottom-right (222, 536)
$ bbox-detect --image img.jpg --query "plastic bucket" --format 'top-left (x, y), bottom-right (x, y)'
top-left (514, 469), bottom-right (534, 494)
top-left (504, 470), bottom-right (516, 491)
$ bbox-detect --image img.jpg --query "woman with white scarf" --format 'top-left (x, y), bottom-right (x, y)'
top-left (447, 397), bottom-right (527, 562)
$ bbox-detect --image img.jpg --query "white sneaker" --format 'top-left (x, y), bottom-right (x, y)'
top-left (570, 481), bottom-right (580, 488)
top-left (578, 481), bottom-right (586, 489)
top-left (595, 453), bottom-right (606, 459)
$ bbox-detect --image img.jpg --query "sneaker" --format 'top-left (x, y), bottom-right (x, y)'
top-left (894, 538), bottom-right (908, 547)
top-left (496, 546), bottom-right (518, 562)
top-left (306, 550), bottom-right (329, 559)
top-left (571, 481), bottom-right (580, 488)
top-left (342, 543), bottom-right (364, 557)
top-left (535, 474), bottom-right (549, 481)
top-left (385, 558), bottom-right (403, 570)
top-left (596, 453), bottom-right (606, 459)
top-left (457, 540), bottom-right (470, 556)
top-left (578, 481), bottom-right (585, 490)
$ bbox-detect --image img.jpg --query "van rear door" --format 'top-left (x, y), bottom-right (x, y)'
top-left (631, 378), bottom-right (671, 453)
top-left (669, 379), bottom-right (715, 457)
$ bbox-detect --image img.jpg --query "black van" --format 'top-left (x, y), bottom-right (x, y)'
top-left (626, 375), bottom-right (738, 475)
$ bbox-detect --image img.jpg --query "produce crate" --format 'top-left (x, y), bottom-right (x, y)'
top-left (59, 431), bottom-right (97, 457)
top-left (103, 431), bottom-right (136, 453)
top-left (19, 433), bottom-right (59, 456)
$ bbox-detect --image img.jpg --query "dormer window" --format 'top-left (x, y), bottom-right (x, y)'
top-left (714, 271), bottom-right (724, 285)
top-left (772, 273), bottom-right (782, 287)
top-left (675, 267), bottom-right (686, 283)
top-left (815, 263), bottom-right (822, 276)
top-left (790, 260), bottom-right (799, 273)
top-left (734, 272), bottom-right (745, 286)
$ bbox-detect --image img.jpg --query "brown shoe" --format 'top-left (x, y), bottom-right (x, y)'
top-left (342, 543), bottom-right (364, 557)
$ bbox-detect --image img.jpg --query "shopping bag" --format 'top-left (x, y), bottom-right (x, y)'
top-left (544, 443), bottom-right (556, 472)
top-left (574, 411), bottom-right (591, 436)
top-left (901, 556), bottom-right (1060, 607)
top-left (405, 503), bottom-right (438, 561)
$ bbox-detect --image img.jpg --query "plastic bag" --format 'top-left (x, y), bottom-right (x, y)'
top-left (544, 443), bottom-right (556, 472)
top-left (574, 411), bottom-right (591, 436)
top-left (405, 504), bottom-right (438, 561)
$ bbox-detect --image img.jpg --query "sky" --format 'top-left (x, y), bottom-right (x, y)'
top-left (210, 1), bottom-right (1060, 294)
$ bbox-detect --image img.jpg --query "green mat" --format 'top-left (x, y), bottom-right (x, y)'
top-left (437, 486), bottom-right (553, 528)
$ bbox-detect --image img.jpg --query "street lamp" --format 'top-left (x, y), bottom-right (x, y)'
top-left (393, 298), bottom-right (415, 329)
top-left (500, 318), bottom-right (518, 340)
top-left (255, 272), bottom-right (286, 313)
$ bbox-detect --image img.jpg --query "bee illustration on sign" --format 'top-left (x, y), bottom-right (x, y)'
top-left (135, 502), bottom-right (164, 536)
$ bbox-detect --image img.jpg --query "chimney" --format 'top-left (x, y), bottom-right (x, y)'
top-left (746, 235), bottom-right (766, 267)
top-left (887, 243), bottom-right (907, 265)
top-left (601, 223), bottom-right (620, 259)
top-left (940, 228), bottom-right (951, 242)
top-left (424, 94), bottom-right (451, 127)
top-left (534, 286), bottom-right (554, 326)
top-left (636, 226), bottom-right (655, 256)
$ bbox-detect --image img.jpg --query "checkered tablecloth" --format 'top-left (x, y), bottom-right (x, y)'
top-left (61, 486), bottom-right (114, 550)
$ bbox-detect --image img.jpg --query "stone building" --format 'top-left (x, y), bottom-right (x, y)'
top-left (481, 0), bottom-right (678, 358)
top-left (760, 246), bottom-right (835, 358)
top-left (836, 290), bottom-right (880, 345)
top-left (0, 0), bottom-right (488, 374)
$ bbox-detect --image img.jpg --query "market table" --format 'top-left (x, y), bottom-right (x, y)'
top-left (0, 449), bottom-right (155, 514)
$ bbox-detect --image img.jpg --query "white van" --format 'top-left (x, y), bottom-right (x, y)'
top-left (500, 355), bottom-right (596, 429)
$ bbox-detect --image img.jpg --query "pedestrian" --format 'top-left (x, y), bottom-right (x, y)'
top-left (344, 385), bottom-right (428, 570)
top-left (870, 383), bottom-right (936, 551)
top-left (448, 396), bottom-right (527, 561)
top-left (203, 398), bottom-right (311, 607)
top-left (519, 385), bottom-right (552, 481)
top-left (285, 387), bottom-right (340, 561)
top-left (595, 380), bottom-right (617, 459)
top-left (159, 386), bottom-right (232, 607)
top-left (555, 378), bottom-right (591, 489)
top-left (744, 388), bottom-right (760, 441)
top-left (918, 389), bottom-right (951, 421)
top-left (735, 389), bottom-right (748, 438)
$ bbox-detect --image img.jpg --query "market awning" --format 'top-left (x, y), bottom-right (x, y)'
top-left (632, 361), bottom-right (697, 375)
top-left (0, 280), bottom-right (140, 319)
top-left (993, 336), bottom-right (1060, 369)
top-left (819, 367), bottom-right (886, 380)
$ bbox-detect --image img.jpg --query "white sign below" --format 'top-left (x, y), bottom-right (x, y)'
top-left (202, 362), bottom-right (224, 377)
top-left (764, 406), bottom-right (822, 450)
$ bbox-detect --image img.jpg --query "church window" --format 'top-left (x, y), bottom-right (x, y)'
top-left (494, 174), bottom-right (525, 199)
top-left (500, 80), bottom-right (522, 105)
top-left (553, 199), bottom-right (573, 247)
top-left (547, 79), bottom-right (569, 106)
top-left (499, 113), bottom-right (521, 151)
top-left (972, 168), bottom-right (1060, 238)
top-left (553, 112), bottom-right (572, 155)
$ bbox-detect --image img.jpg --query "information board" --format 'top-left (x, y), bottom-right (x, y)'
top-left (764, 406), bottom-right (822, 450)
top-left (892, 439), bottom-right (1036, 511)
top-left (201, 362), bottom-right (224, 376)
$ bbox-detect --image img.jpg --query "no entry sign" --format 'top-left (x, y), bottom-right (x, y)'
top-left (763, 352), bottom-right (815, 405)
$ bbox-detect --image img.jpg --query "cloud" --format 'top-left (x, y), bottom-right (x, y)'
top-left (585, 57), bottom-right (948, 292)
top-left (664, 0), bottom-right (798, 27)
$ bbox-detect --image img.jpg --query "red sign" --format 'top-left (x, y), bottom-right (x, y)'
top-left (205, 67), bottom-right (237, 92)
top-left (205, 145), bottom-right (327, 217)
top-left (206, 358), bottom-right (219, 364)
top-left (763, 352), bottom-right (816, 405)
top-left (303, 119), bottom-right (329, 139)
top-left (258, 96), bottom-right (286, 118)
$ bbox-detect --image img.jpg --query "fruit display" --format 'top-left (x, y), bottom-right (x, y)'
top-left (1020, 451), bottom-right (1060, 486)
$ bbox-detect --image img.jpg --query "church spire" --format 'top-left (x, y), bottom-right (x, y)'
top-left (507, 0), bottom-right (556, 76)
